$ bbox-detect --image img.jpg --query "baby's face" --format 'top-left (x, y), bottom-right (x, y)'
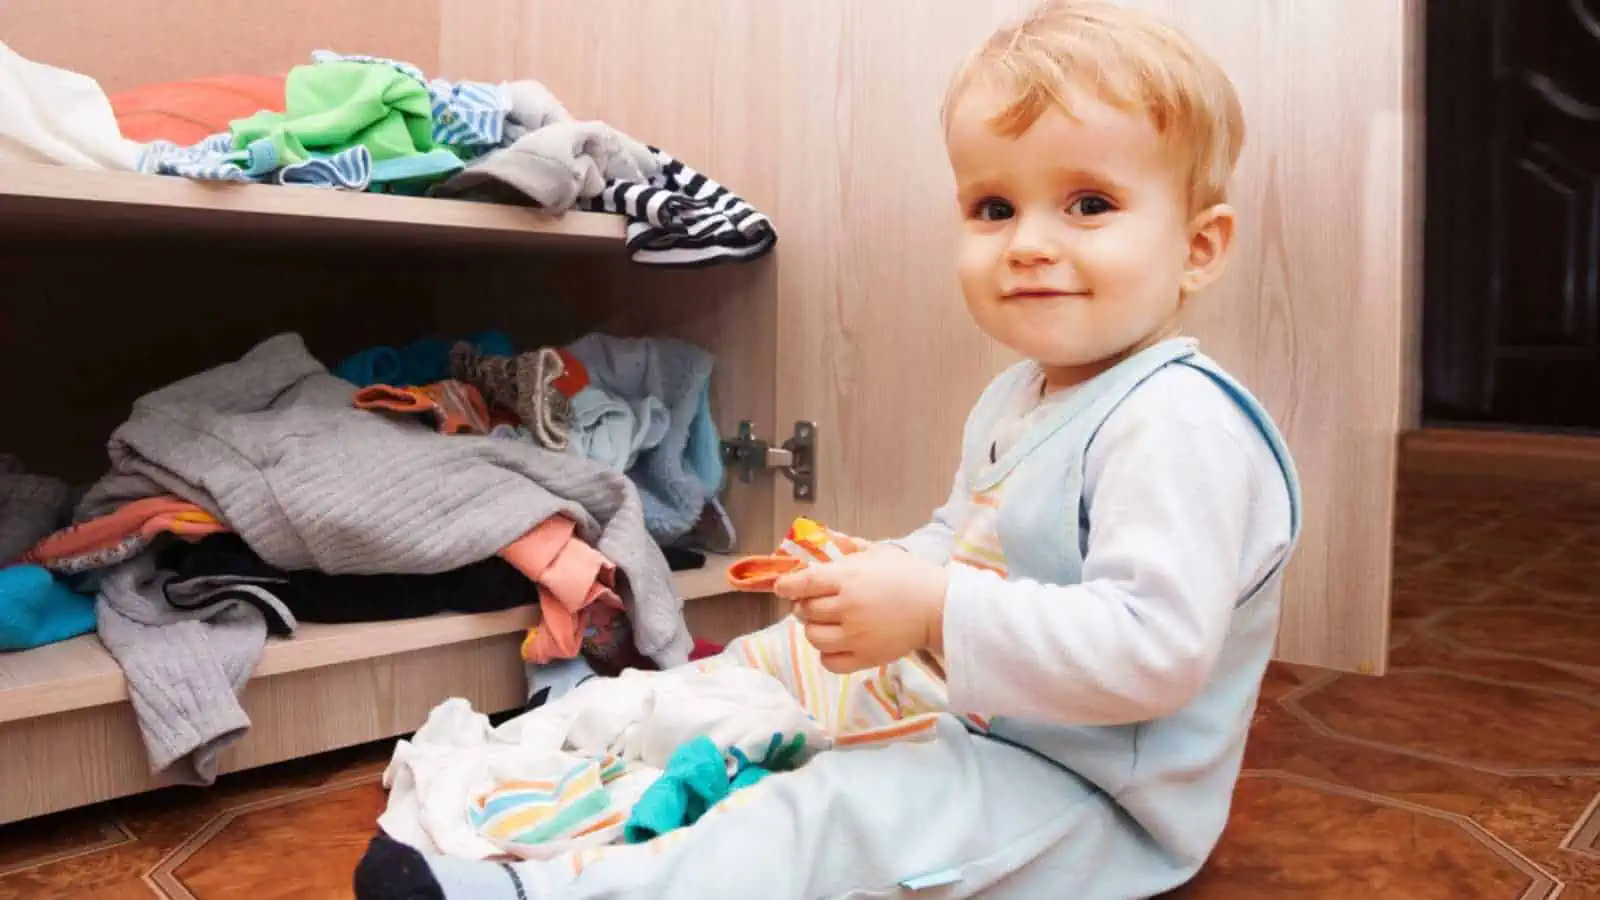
top-left (946, 80), bottom-right (1197, 389)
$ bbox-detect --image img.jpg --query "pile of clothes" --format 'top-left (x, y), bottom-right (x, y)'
top-left (366, 516), bottom-right (974, 870)
top-left (330, 330), bottom-right (735, 555)
top-left (0, 331), bottom-right (720, 786)
top-left (0, 41), bottom-right (775, 267)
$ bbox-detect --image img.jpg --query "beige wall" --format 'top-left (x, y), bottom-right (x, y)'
top-left (0, 0), bottom-right (440, 91)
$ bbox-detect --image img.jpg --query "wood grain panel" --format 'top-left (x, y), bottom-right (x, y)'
top-left (1133, 0), bottom-right (1415, 672)
top-left (0, 635), bottom-right (526, 825)
top-left (0, 0), bottom-right (441, 91)
top-left (764, 0), bottom-right (1415, 673)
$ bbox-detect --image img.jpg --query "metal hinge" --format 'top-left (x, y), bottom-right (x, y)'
top-left (720, 420), bottom-right (817, 501)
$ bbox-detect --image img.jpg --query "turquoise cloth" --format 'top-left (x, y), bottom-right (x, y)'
top-left (333, 330), bottom-right (514, 388)
top-left (624, 733), bottom-right (807, 844)
top-left (0, 565), bottom-right (95, 651)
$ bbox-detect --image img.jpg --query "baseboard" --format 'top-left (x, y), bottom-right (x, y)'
top-left (1401, 428), bottom-right (1600, 482)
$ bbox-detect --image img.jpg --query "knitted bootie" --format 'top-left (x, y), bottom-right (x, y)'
top-left (450, 343), bottom-right (574, 451)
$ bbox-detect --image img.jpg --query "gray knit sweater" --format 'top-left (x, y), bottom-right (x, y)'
top-left (82, 334), bottom-right (690, 777)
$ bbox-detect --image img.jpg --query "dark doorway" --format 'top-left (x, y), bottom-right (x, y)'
top-left (1423, 0), bottom-right (1600, 430)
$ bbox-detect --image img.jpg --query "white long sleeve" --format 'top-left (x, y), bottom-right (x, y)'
top-left (939, 366), bottom-right (1292, 727)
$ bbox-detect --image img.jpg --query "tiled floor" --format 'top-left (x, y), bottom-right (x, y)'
top-left (1, 470), bottom-right (1597, 899)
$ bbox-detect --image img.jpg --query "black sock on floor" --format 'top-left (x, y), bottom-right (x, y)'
top-left (353, 834), bottom-right (445, 900)
top-left (354, 834), bottom-right (552, 900)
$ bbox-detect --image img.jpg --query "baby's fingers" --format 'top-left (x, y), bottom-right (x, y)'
top-left (773, 566), bottom-right (841, 601)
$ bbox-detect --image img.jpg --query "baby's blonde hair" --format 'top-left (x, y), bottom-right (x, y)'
top-left (944, 0), bottom-right (1245, 211)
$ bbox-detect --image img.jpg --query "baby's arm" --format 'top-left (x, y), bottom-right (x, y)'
top-left (942, 388), bottom-right (1280, 727)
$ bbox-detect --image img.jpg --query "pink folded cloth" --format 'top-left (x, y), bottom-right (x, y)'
top-left (24, 496), bottom-right (227, 574)
top-left (500, 517), bottom-right (624, 664)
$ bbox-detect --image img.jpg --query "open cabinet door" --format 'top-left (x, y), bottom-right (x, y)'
top-left (768, 0), bottom-right (1418, 675)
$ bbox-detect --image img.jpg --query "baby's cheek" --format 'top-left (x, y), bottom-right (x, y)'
top-left (955, 235), bottom-right (1001, 298)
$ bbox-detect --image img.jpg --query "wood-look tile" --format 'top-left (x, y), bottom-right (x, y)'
top-left (166, 783), bottom-right (386, 900)
top-left (0, 810), bottom-right (129, 878)
top-left (1173, 777), bottom-right (1541, 899)
top-left (1244, 704), bottom-right (1507, 816)
top-left (1422, 549), bottom-right (1531, 584)
top-left (1474, 779), bottom-right (1600, 894)
top-left (1257, 663), bottom-right (1326, 703)
top-left (1480, 585), bottom-right (1600, 615)
top-left (1513, 562), bottom-right (1600, 598)
top-left (1293, 671), bottom-right (1600, 771)
top-left (1431, 607), bottom-right (1600, 670)
top-left (1467, 518), bottom-right (1589, 556)
top-left (1389, 630), bottom-right (1600, 695)
top-left (0, 742), bottom-right (390, 900)
top-left (1391, 572), bottom-right (1499, 607)
top-left (74, 882), bottom-right (162, 900)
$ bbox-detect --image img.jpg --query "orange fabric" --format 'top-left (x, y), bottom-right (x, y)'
top-left (500, 517), bottom-right (623, 664)
top-left (725, 554), bottom-right (806, 590)
top-left (109, 74), bottom-right (287, 145)
top-left (551, 348), bottom-right (589, 398)
top-left (726, 517), bottom-right (872, 591)
top-left (354, 380), bottom-right (493, 435)
top-left (23, 496), bottom-right (224, 564)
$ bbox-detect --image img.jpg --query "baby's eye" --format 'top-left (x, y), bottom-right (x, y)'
top-left (970, 197), bottom-right (1015, 221)
top-left (1067, 194), bottom-right (1116, 216)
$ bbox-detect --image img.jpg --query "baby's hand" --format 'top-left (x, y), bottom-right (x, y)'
top-left (772, 551), bottom-right (948, 674)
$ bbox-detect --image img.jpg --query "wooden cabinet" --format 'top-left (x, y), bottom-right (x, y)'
top-left (0, 0), bottom-right (1418, 824)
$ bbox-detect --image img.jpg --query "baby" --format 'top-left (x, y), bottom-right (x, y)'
top-left (357, 2), bottom-right (1299, 898)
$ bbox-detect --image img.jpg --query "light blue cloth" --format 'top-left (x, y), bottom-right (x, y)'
top-left (567, 385), bottom-right (669, 475)
top-left (138, 133), bottom-right (374, 190)
top-left (566, 335), bottom-right (724, 543)
top-left (0, 565), bottom-right (95, 651)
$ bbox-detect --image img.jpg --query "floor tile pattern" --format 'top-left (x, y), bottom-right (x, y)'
top-left (2, 471), bottom-right (1597, 899)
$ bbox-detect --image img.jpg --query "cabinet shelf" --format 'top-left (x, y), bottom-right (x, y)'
top-left (0, 163), bottom-right (627, 251)
top-left (0, 553), bottom-right (735, 726)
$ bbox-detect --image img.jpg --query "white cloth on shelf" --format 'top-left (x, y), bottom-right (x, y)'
top-left (0, 41), bottom-right (140, 170)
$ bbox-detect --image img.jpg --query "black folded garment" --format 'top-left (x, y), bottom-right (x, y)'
top-left (662, 546), bottom-right (706, 572)
top-left (158, 534), bottom-right (539, 625)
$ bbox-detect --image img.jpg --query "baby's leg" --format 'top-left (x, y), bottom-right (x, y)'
top-left (355, 716), bottom-right (1127, 900)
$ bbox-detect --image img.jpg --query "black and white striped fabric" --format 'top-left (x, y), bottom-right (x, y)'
top-left (579, 148), bottom-right (776, 268)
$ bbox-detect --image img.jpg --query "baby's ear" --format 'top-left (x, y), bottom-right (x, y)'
top-left (1181, 203), bottom-right (1237, 296)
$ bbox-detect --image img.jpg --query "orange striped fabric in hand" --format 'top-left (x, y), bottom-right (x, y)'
top-left (725, 517), bottom-right (872, 591)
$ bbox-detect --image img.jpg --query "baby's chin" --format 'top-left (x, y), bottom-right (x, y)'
top-left (994, 331), bottom-right (1113, 370)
